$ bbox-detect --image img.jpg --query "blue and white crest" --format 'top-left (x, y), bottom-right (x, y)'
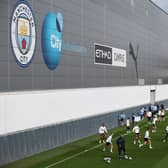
top-left (11, 0), bottom-right (36, 67)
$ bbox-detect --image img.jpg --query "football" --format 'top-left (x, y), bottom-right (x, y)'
top-left (107, 160), bottom-right (111, 163)
top-left (124, 155), bottom-right (129, 160)
top-left (129, 157), bottom-right (133, 160)
top-left (104, 157), bottom-right (111, 163)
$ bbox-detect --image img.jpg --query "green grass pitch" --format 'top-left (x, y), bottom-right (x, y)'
top-left (1, 116), bottom-right (168, 168)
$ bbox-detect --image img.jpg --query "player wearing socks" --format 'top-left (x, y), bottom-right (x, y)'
top-left (103, 133), bottom-right (113, 153)
top-left (163, 125), bottom-right (168, 142)
top-left (132, 123), bottom-right (141, 145)
top-left (152, 115), bottom-right (157, 133)
top-left (126, 117), bottom-right (131, 134)
top-left (98, 123), bottom-right (108, 144)
top-left (139, 127), bottom-right (152, 149)
top-left (116, 134), bottom-right (126, 160)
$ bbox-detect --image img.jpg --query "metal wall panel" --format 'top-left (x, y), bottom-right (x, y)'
top-left (0, 0), bottom-right (168, 91)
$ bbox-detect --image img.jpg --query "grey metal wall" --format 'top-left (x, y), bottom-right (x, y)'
top-left (0, 99), bottom-right (168, 166)
top-left (0, 0), bottom-right (168, 92)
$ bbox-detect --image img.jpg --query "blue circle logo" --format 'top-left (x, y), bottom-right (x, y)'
top-left (42, 12), bottom-right (63, 70)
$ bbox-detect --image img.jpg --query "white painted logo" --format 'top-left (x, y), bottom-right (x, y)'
top-left (112, 47), bottom-right (127, 67)
top-left (11, 1), bottom-right (36, 67)
top-left (50, 34), bottom-right (62, 51)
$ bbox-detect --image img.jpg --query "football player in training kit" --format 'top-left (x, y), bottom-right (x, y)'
top-left (139, 127), bottom-right (152, 149)
top-left (98, 123), bottom-right (108, 144)
top-left (116, 134), bottom-right (126, 160)
top-left (126, 117), bottom-right (131, 134)
top-left (103, 133), bottom-right (113, 153)
top-left (132, 123), bottom-right (142, 146)
top-left (163, 125), bottom-right (168, 142)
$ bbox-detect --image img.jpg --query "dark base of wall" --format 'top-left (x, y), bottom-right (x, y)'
top-left (1, 99), bottom-right (168, 166)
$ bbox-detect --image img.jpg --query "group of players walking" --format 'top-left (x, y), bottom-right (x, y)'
top-left (98, 103), bottom-right (168, 160)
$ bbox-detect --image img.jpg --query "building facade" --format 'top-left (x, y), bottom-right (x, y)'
top-left (0, 0), bottom-right (168, 165)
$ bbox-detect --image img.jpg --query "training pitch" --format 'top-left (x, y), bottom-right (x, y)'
top-left (0, 116), bottom-right (168, 168)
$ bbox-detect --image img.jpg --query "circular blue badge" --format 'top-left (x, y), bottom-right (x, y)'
top-left (42, 12), bottom-right (63, 70)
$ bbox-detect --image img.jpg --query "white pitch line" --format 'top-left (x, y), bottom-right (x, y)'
top-left (44, 132), bottom-right (128, 168)
top-left (45, 117), bottom-right (166, 168)
top-left (45, 143), bottom-right (103, 168)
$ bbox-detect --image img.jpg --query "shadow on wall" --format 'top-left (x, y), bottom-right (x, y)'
top-left (129, 42), bottom-right (140, 79)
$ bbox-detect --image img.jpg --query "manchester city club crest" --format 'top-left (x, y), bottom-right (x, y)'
top-left (10, 0), bottom-right (36, 67)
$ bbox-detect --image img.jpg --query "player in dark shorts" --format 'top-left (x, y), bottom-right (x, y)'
top-left (163, 125), bottom-right (168, 142)
top-left (103, 133), bottom-right (113, 153)
top-left (116, 134), bottom-right (126, 160)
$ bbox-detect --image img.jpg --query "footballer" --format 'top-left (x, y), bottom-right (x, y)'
top-left (116, 134), bottom-right (126, 160)
top-left (152, 115), bottom-right (157, 133)
top-left (126, 117), bottom-right (131, 134)
top-left (98, 123), bottom-right (108, 143)
top-left (132, 123), bottom-right (142, 145)
top-left (163, 125), bottom-right (168, 142)
top-left (103, 133), bottom-right (113, 153)
top-left (139, 127), bottom-right (152, 149)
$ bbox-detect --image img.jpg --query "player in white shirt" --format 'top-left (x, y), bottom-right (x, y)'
top-left (103, 133), bottom-right (113, 153)
top-left (146, 111), bottom-right (152, 122)
top-left (157, 110), bottom-right (161, 122)
top-left (139, 127), bottom-right (152, 149)
top-left (126, 117), bottom-right (131, 134)
top-left (163, 125), bottom-right (168, 142)
top-left (152, 115), bottom-right (157, 132)
top-left (98, 123), bottom-right (108, 143)
top-left (161, 109), bottom-right (165, 121)
top-left (132, 123), bottom-right (141, 145)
